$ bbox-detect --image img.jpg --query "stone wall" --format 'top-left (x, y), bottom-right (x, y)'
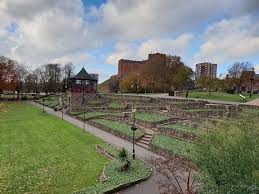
top-left (68, 92), bottom-right (96, 111)
top-left (117, 53), bottom-right (166, 79)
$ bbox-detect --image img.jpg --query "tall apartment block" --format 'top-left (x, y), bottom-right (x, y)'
top-left (195, 62), bottom-right (217, 79)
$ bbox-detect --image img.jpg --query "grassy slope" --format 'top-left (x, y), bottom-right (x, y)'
top-left (0, 103), bottom-right (108, 194)
top-left (180, 91), bottom-right (259, 102)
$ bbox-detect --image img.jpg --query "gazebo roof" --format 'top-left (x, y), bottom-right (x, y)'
top-left (71, 67), bottom-right (97, 81)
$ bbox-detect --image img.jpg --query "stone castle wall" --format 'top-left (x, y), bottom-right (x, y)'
top-left (117, 53), bottom-right (166, 78)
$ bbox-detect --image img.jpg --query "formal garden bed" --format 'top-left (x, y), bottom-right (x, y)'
top-left (75, 143), bottom-right (152, 194)
top-left (76, 112), bottom-right (121, 120)
top-left (150, 134), bottom-right (195, 159)
top-left (158, 123), bottom-right (197, 141)
top-left (89, 119), bottom-right (144, 141)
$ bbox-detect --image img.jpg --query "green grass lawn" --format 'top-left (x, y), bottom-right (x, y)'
top-left (135, 112), bottom-right (170, 122)
top-left (180, 91), bottom-right (259, 102)
top-left (161, 123), bottom-right (197, 134)
top-left (92, 119), bottom-right (144, 139)
top-left (151, 134), bottom-right (194, 159)
top-left (0, 102), bottom-right (108, 194)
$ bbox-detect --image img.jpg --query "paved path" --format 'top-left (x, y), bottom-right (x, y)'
top-left (115, 93), bottom-right (241, 105)
top-left (30, 102), bottom-right (162, 194)
top-left (245, 98), bottom-right (259, 106)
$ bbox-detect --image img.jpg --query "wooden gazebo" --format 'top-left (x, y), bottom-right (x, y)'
top-left (69, 67), bottom-right (98, 93)
top-left (68, 68), bottom-right (98, 110)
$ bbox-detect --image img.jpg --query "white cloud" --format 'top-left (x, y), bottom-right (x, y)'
top-left (105, 42), bottom-right (139, 66)
top-left (92, 0), bottom-right (259, 40)
top-left (255, 65), bottom-right (259, 73)
top-left (0, 0), bottom-right (259, 75)
top-left (138, 33), bottom-right (193, 58)
top-left (105, 33), bottom-right (193, 66)
top-left (194, 16), bottom-right (259, 65)
top-left (51, 52), bottom-right (95, 65)
top-left (0, 0), bottom-right (97, 67)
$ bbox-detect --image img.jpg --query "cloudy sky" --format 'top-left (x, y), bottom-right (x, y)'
top-left (1, 0), bottom-right (259, 82)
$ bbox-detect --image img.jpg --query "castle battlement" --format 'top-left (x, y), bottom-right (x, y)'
top-left (117, 53), bottom-right (167, 78)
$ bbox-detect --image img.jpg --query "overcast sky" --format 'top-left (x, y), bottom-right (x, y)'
top-left (1, 0), bottom-right (259, 82)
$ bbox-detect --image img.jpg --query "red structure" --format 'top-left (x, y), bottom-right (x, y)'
top-left (69, 68), bottom-right (98, 93)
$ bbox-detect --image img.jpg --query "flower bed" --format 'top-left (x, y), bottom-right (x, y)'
top-left (108, 102), bottom-right (127, 109)
top-left (158, 123), bottom-right (197, 141)
top-left (151, 134), bottom-right (194, 159)
top-left (77, 112), bottom-right (120, 120)
top-left (135, 112), bottom-right (170, 122)
top-left (90, 119), bottom-right (144, 140)
top-left (160, 123), bottom-right (197, 134)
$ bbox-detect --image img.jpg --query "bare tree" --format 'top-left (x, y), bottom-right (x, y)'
top-left (15, 63), bottom-right (29, 99)
top-left (227, 62), bottom-right (254, 92)
top-left (151, 157), bottom-right (200, 194)
top-left (63, 63), bottom-right (74, 91)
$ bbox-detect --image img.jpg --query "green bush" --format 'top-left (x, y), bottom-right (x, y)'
top-left (194, 115), bottom-right (259, 194)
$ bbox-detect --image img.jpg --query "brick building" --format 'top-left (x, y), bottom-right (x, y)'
top-left (241, 71), bottom-right (259, 92)
top-left (195, 62), bottom-right (217, 79)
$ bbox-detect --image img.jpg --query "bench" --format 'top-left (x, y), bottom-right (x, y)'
top-left (239, 94), bottom-right (246, 102)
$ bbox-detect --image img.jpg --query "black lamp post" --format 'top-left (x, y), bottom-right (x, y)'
top-left (131, 106), bottom-right (137, 160)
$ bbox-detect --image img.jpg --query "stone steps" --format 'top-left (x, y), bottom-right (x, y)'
top-left (136, 131), bottom-right (155, 149)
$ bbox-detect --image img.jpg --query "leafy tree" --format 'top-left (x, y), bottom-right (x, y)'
top-left (0, 56), bottom-right (17, 96)
top-left (120, 73), bottom-right (141, 93)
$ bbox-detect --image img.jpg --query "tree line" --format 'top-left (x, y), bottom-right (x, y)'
top-left (0, 56), bottom-right (74, 98)
top-left (196, 61), bottom-right (255, 94)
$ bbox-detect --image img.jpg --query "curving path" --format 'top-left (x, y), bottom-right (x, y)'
top-left (30, 102), bottom-right (162, 194)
